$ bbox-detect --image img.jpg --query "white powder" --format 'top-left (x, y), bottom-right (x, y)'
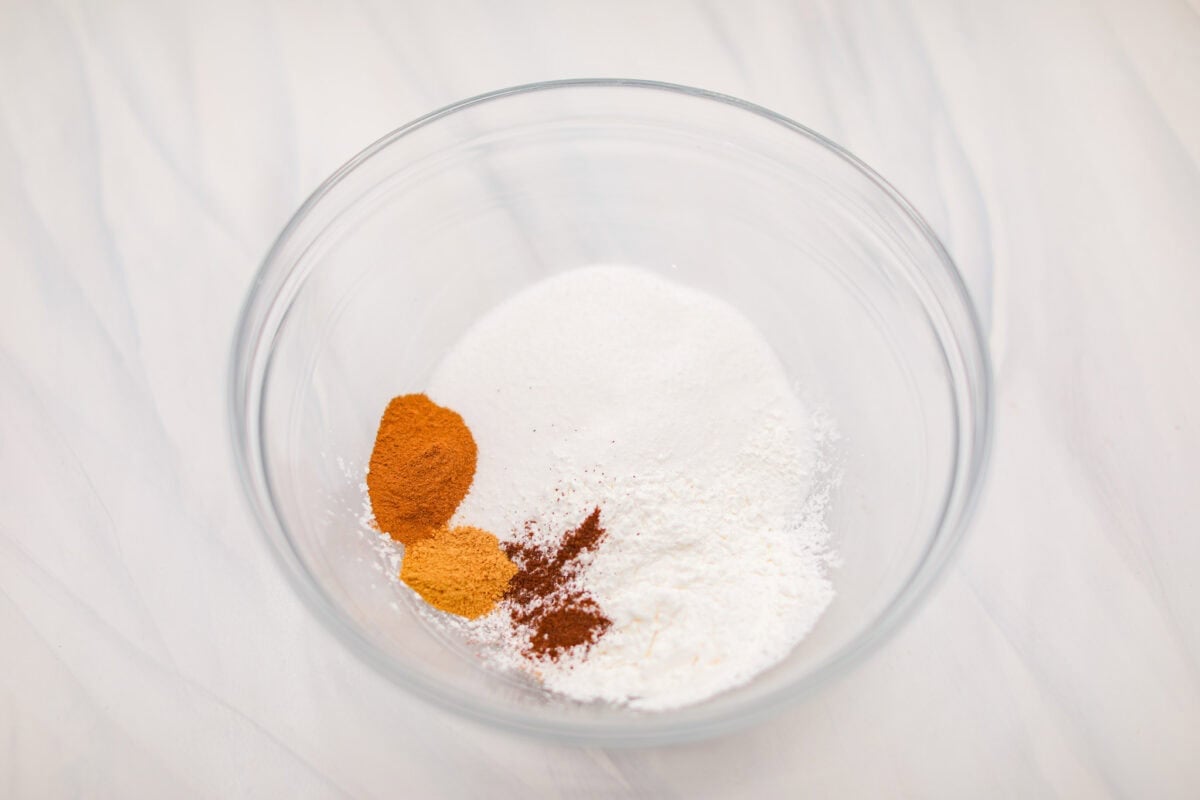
top-left (424, 265), bottom-right (837, 711)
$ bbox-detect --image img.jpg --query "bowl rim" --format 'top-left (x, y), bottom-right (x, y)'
top-left (229, 77), bottom-right (993, 746)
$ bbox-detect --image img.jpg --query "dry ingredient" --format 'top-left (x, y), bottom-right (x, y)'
top-left (503, 508), bottom-right (612, 660)
top-left (367, 394), bottom-right (476, 545)
top-left (426, 266), bottom-right (838, 711)
top-left (366, 393), bottom-right (516, 620)
top-left (400, 525), bottom-right (517, 619)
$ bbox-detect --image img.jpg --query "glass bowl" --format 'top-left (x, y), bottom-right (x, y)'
top-left (230, 79), bottom-right (991, 746)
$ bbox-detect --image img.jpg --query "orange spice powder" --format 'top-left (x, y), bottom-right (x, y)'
top-left (367, 393), bottom-right (516, 619)
top-left (401, 525), bottom-right (518, 619)
top-left (366, 394), bottom-right (477, 545)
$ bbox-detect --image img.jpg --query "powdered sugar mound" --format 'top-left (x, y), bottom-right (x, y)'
top-left (424, 265), bottom-right (838, 710)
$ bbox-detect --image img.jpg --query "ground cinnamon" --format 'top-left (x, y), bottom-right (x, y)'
top-left (528, 594), bottom-right (611, 660)
top-left (503, 508), bottom-right (612, 660)
top-left (367, 394), bottom-right (476, 545)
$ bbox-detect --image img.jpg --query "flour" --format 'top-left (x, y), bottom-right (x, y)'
top-left (423, 265), bottom-right (837, 710)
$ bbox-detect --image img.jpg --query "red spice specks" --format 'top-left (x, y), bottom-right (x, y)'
top-left (502, 508), bottom-right (611, 660)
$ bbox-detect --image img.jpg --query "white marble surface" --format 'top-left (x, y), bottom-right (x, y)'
top-left (2, 0), bottom-right (1198, 796)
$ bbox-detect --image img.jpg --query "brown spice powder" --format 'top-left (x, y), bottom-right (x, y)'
top-left (367, 394), bottom-right (476, 545)
top-left (528, 594), bottom-right (611, 660)
top-left (502, 508), bottom-right (612, 660)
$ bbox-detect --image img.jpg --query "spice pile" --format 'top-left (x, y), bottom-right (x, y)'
top-left (365, 266), bottom-right (838, 711)
top-left (503, 508), bottom-right (611, 660)
top-left (367, 394), bottom-right (513, 620)
top-left (368, 394), bottom-right (615, 655)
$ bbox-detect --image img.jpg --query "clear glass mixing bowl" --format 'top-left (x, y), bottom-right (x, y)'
top-left (230, 79), bottom-right (991, 746)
